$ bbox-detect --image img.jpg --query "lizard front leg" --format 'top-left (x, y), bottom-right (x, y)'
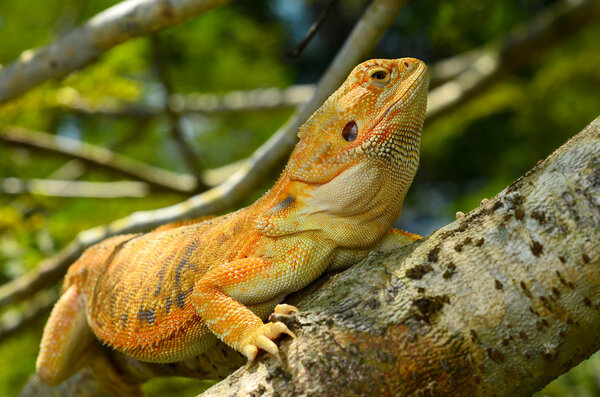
top-left (192, 239), bottom-right (331, 363)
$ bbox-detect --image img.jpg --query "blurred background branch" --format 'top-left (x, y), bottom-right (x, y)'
top-left (0, 127), bottom-right (199, 193)
top-left (0, 0), bottom-right (234, 104)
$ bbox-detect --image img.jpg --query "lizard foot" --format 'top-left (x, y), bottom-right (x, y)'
top-left (242, 322), bottom-right (296, 367)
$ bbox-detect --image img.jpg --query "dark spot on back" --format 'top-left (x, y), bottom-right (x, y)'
top-left (530, 210), bottom-right (546, 224)
top-left (165, 297), bottom-right (172, 314)
top-left (552, 287), bottom-right (561, 297)
top-left (515, 209), bottom-right (524, 220)
top-left (174, 239), bottom-right (201, 289)
top-left (177, 287), bottom-right (193, 309)
top-left (137, 308), bottom-right (156, 325)
top-left (520, 281), bottom-right (532, 298)
top-left (442, 262), bottom-right (456, 279)
top-left (494, 280), bottom-right (503, 290)
top-left (470, 329), bottom-right (478, 342)
top-left (486, 348), bottom-right (505, 363)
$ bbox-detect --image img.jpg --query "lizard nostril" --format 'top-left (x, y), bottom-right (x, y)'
top-left (404, 61), bottom-right (410, 69)
top-left (342, 121), bottom-right (358, 142)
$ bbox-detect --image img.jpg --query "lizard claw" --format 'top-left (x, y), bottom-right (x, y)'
top-left (242, 321), bottom-right (296, 367)
top-left (273, 303), bottom-right (299, 315)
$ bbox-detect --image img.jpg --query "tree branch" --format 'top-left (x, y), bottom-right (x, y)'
top-left (0, 0), bottom-right (233, 104)
top-left (59, 84), bottom-right (314, 117)
top-left (150, 34), bottom-right (208, 189)
top-left (20, 115), bottom-right (600, 396)
top-left (0, 127), bottom-right (198, 194)
top-left (0, 0), bottom-right (407, 310)
top-left (1, 178), bottom-right (149, 198)
top-left (427, 0), bottom-right (600, 121)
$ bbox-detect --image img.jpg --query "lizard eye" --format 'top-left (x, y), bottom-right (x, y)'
top-left (370, 70), bottom-right (387, 80)
top-left (342, 121), bottom-right (358, 142)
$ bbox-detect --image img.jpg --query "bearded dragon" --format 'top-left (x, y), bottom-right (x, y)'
top-left (36, 58), bottom-right (429, 388)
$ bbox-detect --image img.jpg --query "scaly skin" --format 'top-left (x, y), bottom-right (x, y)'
top-left (36, 58), bottom-right (429, 387)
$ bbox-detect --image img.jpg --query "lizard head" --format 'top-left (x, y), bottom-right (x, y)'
top-left (258, 59), bottom-right (428, 239)
top-left (286, 58), bottom-right (429, 186)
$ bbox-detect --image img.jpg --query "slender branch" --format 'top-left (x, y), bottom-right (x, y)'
top-left (0, 241), bottom-right (83, 308)
top-left (0, 0), bottom-right (234, 104)
top-left (285, 0), bottom-right (338, 59)
top-left (0, 127), bottom-right (198, 194)
top-left (1, 178), bottom-right (149, 198)
top-left (0, 0), bottom-right (407, 310)
top-left (59, 84), bottom-right (314, 117)
top-left (150, 34), bottom-right (208, 189)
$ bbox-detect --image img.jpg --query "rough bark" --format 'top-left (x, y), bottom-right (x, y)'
top-left (20, 116), bottom-right (600, 396)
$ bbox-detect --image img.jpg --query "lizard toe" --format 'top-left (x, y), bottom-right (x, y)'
top-left (242, 321), bottom-right (295, 366)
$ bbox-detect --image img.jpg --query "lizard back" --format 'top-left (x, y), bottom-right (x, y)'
top-left (65, 208), bottom-right (264, 360)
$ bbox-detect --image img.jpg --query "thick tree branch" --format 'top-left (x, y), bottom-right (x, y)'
top-left (0, 0), bottom-right (233, 104)
top-left (0, 127), bottom-right (198, 194)
top-left (0, 0), bottom-right (406, 310)
top-left (21, 116), bottom-right (600, 396)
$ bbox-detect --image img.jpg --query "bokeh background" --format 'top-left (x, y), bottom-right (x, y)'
top-left (0, 0), bottom-right (599, 395)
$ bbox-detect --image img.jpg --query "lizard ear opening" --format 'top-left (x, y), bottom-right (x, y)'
top-left (342, 121), bottom-right (358, 142)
